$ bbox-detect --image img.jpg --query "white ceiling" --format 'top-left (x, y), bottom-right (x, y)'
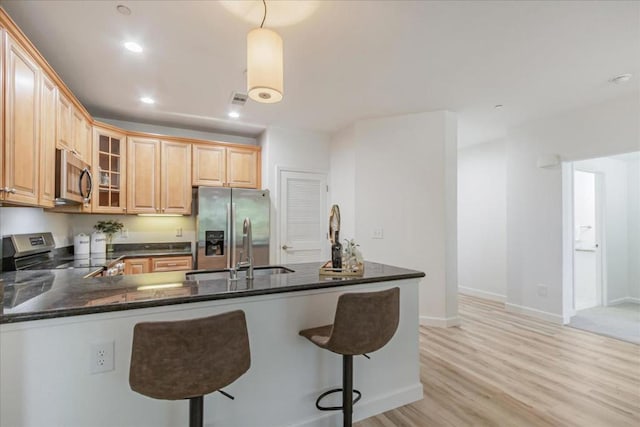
top-left (2, 0), bottom-right (639, 147)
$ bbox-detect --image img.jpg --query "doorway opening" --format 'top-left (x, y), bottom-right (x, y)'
top-left (572, 169), bottom-right (603, 311)
top-left (565, 152), bottom-right (640, 344)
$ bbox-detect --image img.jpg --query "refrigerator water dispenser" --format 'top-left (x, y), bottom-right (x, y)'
top-left (205, 230), bottom-right (224, 256)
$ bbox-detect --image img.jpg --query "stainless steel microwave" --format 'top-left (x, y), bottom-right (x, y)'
top-left (55, 149), bottom-right (93, 206)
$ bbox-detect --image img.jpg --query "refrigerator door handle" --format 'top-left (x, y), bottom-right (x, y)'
top-left (226, 203), bottom-right (232, 269)
top-left (231, 202), bottom-right (237, 267)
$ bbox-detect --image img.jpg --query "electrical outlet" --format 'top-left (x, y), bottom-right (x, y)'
top-left (176, 228), bottom-right (183, 237)
top-left (372, 228), bottom-right (384, 239)
top-left (90, 341), bottom-right (115, 374)
top-left (537, 284), bottom-right (548, 298)
top-left (121, 229), bottom-right (128, 238)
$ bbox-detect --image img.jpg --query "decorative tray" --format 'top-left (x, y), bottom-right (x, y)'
top-left (319, 260), bottom-right (365, 277)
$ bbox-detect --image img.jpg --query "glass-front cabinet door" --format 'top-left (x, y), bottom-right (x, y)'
top-left (92, 126), bottom-right (127, 213)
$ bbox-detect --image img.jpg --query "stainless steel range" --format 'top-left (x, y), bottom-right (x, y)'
top-left (1, 232), bottom-right (123, 276)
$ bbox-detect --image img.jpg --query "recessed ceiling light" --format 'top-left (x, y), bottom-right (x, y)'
top-left (494, 104), bottom-right (504, 109)
top-left (124, 42), bottom-right (143, 53)
top-left (228, 111), bottom-right (240, 119)
top-left (140, 97), bottom-right (155, 104)
top-left (610, 73), bottom-right (632, 84)
top-left (116, 4), bottom-right (132, 15)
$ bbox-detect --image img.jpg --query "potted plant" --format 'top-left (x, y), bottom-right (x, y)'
top-left (93, 220), bottom-right (124, 252)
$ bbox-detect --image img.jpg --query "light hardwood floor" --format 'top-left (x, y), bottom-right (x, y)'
top-left (356, 295), bottom-right (640, 427)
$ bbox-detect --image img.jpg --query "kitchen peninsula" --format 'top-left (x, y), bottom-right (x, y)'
top-left (1, 261), bottom-right (424, 427)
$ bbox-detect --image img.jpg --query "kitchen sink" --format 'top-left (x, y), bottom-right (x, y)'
top-left (186, 266), bottom-right (294, 281)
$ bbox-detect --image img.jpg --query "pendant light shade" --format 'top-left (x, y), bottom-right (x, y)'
top-left (247, 27), bottom-right (283, 103)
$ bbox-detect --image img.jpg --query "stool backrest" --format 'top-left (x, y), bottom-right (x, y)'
top-left (327, 287), bottom-right (399, 355)
top-left (129, 310), bottom-right (250, 400)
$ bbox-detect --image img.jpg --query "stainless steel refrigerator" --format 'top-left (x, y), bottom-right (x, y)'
top-left (195, 187), bottom-right (270, 270)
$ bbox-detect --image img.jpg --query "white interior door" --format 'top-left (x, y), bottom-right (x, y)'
top-left (278, 170), bottom-right (328, 264)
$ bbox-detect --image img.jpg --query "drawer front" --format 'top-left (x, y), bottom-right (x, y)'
top-left (151, 256), bottom-right (192, 272)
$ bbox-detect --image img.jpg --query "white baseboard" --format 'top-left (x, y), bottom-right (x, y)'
top-left (505, 303), bottom-right (564, 324)
top-left (458, 286), bottom-right (506, 303)
top-left (419, 315), bottom-right (461, 327)
top-left (289, 383), bottom-right (423, 427)
top-left (609, 297), bottom-right (640, 305)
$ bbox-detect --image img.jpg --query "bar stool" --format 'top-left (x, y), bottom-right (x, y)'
top-left (129, 310), bottom-right (251, 427)
top-left (299, 287), bottom-right (400, 427)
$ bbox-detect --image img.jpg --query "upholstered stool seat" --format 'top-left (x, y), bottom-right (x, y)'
top-left (299, 287), bottom-right (400, 427)
top-left (129, 310), bottom-right (251, 427)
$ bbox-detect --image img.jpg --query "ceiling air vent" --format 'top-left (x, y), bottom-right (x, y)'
top-left (230, 92), bottom-right (248, 106)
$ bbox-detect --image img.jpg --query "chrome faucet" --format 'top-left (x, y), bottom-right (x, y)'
top-left (236, 217), bottom-right (254, 280)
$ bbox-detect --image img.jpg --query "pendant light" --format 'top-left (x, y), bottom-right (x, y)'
top-left (247, 0), bottom-right (283, 103)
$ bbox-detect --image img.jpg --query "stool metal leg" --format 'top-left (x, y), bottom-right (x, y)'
top-left (189, 396), bottom-right (204, 427)
top-left (343, 355), bottom-right (353, 427)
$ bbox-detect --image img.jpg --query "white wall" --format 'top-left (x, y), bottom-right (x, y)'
top-left (628, 158), bottom-right (640, 300)
top-left (0, 208), bottom-right (195, 250)
top-left (259, 126), bottom-right (331, 262)
top-left (95, 118), bottom-right (258, 146)
top-left (457, 139), bottom-right (507, 301)
top-left (68, 214), bottom-right (195, 246)
top-left (506, 93), bottom-right (639, 323)
top-left (330, 111), bottom-right (459, 327)
top-left (0, 208), bottom-right (72, 247)
top-left (329, 125), bottom-right (356, 240)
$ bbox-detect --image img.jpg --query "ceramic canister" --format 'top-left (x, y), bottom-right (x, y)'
top-left (74, 233), bottom-right (90, 257)
top-left (91, 231), bottom-right (107, 254)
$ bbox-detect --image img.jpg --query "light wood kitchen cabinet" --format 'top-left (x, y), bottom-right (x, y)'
top-left (192, 144), bottom-right (260, 189)
top-left (161, 141), bottom-right (192, 214)
top-left (127, 138), bottom-right (191, 214)
top-left (192, 144), bottom-right (225, 187)
top-left (56, 90), bottom-right (72, 150)
top-left (2, 33), bottom-right (40, 206)
top-left (227, 146), bottom-right (259, 188)
top-left (56, 92), bottom-right (90, 162)
top-left (151, 256), bottom-right (193, 272)
top-left (0, 27), bottom-right (4, 197)
top-left (93, 126), bottom-right (127, 213)
top-left (39, 73), bottom-right (57, 207)
top-left (71, 108), bottom-right (91, 163)
top-left (127, 137), bottom-right (161, 214)
top-left (124, 258), bottom-right (151, 275)
top-left (124, 255), bottom-right (192, 274)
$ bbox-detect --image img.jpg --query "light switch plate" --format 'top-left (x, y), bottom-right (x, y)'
top-left (372, 228), bottom-right (384, 239)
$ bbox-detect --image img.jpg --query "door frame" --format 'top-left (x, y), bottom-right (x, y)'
top-left (275, 166), bottom-right (329, 264)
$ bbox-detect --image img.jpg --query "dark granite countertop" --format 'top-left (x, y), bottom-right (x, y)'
top-left (0, 262), bottom-right (424, 324)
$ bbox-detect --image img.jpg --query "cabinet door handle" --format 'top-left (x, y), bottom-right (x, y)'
top-left (282, 245), bottom-right (292, 250)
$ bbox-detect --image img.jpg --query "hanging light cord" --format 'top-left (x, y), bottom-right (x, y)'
top-left (260, 0), bottom-right (267, 28)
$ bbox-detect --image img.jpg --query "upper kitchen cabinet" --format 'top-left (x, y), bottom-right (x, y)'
top-left (0, 26), bottom-right (4, 197)
top-left (161, 140), bottom-right (192, 214)
top-left (39, 73), bottom-right (57, 208)
top-left (93, 126), bottom-right (127, 214)
top-left (1, 32), bottom-right (40, 206)
top-left (127, 138), bottom-right (191, 214)
top-left (192, 144), bottom-right (225, 187)
top-left (56, 91), bottom-right (72, 151)
top-left (71, 108), bottom-right (91, 163)
top-left (127, 137), bottom-right (161, 214)
top-left (227, 146), bottom-right (260, 188)
top-left (192, 144), bottom-right (260, 189)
